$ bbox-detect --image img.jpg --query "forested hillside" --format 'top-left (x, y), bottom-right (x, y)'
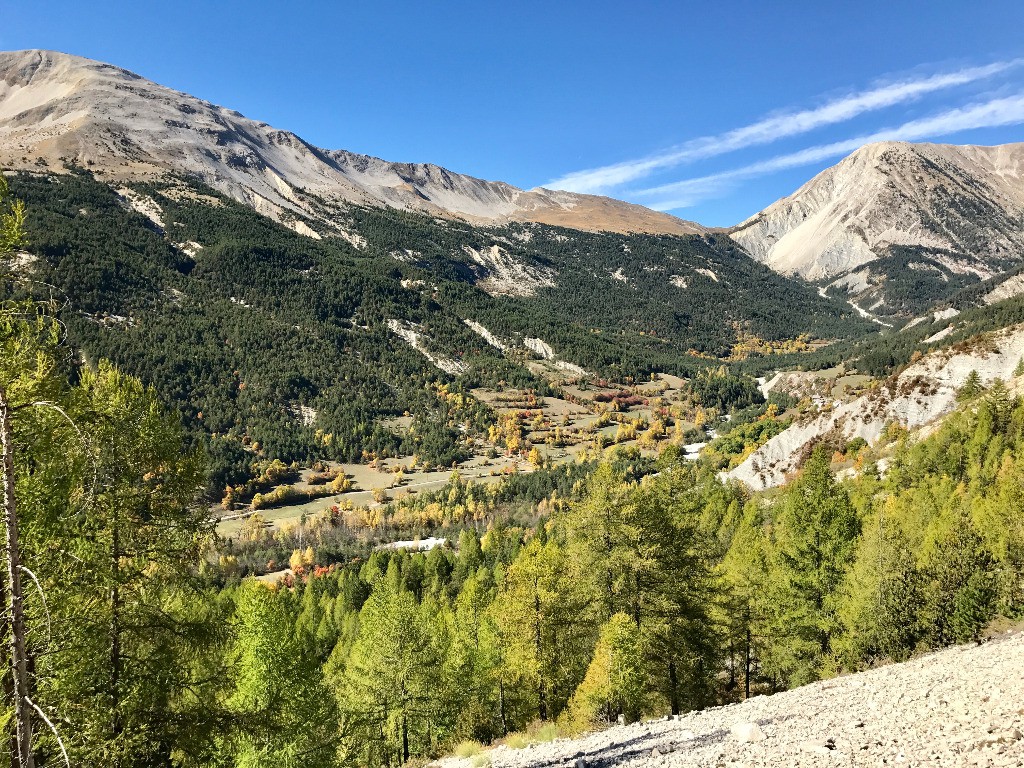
top-left (733, 285), bottom-right (1024, 379)
top-left (3, 174), bottom-right (1024, 767)
top-left (222, 385), bottom-right (1024, 766)
top-left (7, 170), bottom-right (870, 493)
top-left (6, 305), bottom-right (1023, 765)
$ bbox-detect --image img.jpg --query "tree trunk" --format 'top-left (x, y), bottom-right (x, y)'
top-left (744, 623), bottom-right (751, 700)
top-left (0, 385), bottom-right (34, 768)
top-left (498, 679), bottom-right (507, 735)
top-left (728, 636), bottom-right (736, 689)
top-left (0, 574), bottom-right (16, 768)
top-left (402, 715), bottom-right (409, 763)
top-left (2, 666), bottom-right (15, 768)
top-left (534, 584), bottom-right (547, 721)
top-left (111, 520), bottom-right (122, 766)
top-left (668, 660), bottom-right (679, 716)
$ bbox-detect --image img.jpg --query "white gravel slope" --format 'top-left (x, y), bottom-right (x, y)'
top-left (449, 633), bottom-right (1024, 768)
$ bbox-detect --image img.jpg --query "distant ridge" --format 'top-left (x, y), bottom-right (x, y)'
top-left (731, 140), bottom-right (1024, 282)
top-left (0, 49), bottom-right (704, 237)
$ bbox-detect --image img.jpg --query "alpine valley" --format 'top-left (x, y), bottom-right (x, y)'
top-left (1, 46), bottom-right (1024, 768)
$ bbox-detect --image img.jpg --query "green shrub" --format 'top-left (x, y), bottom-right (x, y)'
top-left (502, 733), bottom-right (528, 750)
top-left (454, 741), bottom-right (484, 758)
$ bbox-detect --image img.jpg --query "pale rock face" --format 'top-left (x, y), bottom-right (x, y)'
top-left (385, 319), bottom-right (467, 376)
top-left (0, 50), bottom-right (704, 237)
top-left (116, 188), bottom-right (164, 230)
top-left (984, 273), bottom-right (1024, 304)
top-left (669, 275), bottom-right (688, 289)
top-left (731, 141), bottom-right (1024, 281)
top-left (462, 319), bottom-right (509, 351)
top-left (727, 323), bottom-right (1024, 490)
top-left (460, 244), bottom-right (556, 297)
top-left (694, 267), bottom-right (719, 282)
top-left (524, 337), bottom-right (556, 360)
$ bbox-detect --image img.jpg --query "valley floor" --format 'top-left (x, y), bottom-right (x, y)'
top-left (441, 632), bottom-right (1024, 768)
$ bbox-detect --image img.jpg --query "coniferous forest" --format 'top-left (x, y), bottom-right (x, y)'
top-left (1, 175), bottom-right (1023, 767)
top-left (6, 171), bottom-right (873, 495)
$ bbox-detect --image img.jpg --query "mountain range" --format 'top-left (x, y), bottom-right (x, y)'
top-left (0, 49), bottom-right (702, 237)
top-left (3, 48), bottom-right (1024, 490)
top-left (6, 37), bottom-right (1024, 768)
top-left (731, 140), bottom-right (1024, 318)
top-left (4, 49), bottom-right (1023, 323)
top-left (732, 141), bottom-right (1024, 280)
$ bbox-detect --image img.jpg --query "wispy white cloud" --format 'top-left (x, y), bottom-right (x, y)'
top-left (546, 60), bottom-right (1021, 194)
top-left (635, 94), bottom-right (1024, 211)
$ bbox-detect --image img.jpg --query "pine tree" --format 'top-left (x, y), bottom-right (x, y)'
top-left (0, 175), bottom-right (46, 767)
top-left (835, 513), bottom-right (925, 665)
top-left (0, 333), bottom-right (228, 766)
top-left (562, 462), bottom-right (633, 624)
top-left (563, 464), bottom-right (721, 714)
top-left (45, 363), bottom-right (224, 767)
top-left (971, 455), bottom-right (1024, 613)
top-left (922, 514), bottom-right (996, 646)
top-left (225, 581), bottom-right (338, 768)
top-left (494, 535), bottom-right (589, 722)
top-left (763, 446), bottom-right (859, 686)
top-left (637, 470), bottom-right (722, 713)
top-left (335, 578), bottom-right (439, 767)
top-left (719, 500), bottom-right (771, 698)
top-left (445, 568), bottom-right (505, 741)
top-left (956, 369), bottom-right (984, 401)
top-left (562, 613), bottom-right (648, 732)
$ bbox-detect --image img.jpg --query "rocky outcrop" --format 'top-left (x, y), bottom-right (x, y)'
top-left (439, 632), bottom-right (1024, 768)
top-left (730, 141), bottom-right (1024, 282)
top-left (0, 50), bottom-right (703, 237)
top-left (728, 323), bottom-right (1024, 490)
top-left (460, 245), bottom-right (557, 297)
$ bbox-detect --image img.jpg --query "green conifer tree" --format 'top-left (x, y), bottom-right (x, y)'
top-left (763, 446), bottom-right (859, 686)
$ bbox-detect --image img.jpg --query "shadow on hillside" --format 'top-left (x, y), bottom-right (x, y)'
top-left (523, 712), bottom-right (798, 768)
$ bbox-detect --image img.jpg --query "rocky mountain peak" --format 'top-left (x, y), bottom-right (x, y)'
top-left (0, 49), bottom-right (704, 237)
top-left (730, 140), bottom-right (1024, 283)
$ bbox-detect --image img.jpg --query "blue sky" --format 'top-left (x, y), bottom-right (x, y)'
top-left (4, 0), bottom-right (1024, 225)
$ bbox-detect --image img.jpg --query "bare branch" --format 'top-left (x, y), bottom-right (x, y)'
top-left (24, 697), bottom-right (70, 768)
top-left (18, 566), bottom-right (51, 644)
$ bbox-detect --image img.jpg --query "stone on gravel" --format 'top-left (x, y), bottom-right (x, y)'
top-left (798, 738), bottom-right (836, 755)
top-left (730, 722), bottom-right (765, 742)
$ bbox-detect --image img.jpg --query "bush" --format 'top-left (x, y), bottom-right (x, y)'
top-left (502, 722), bottom-right (562, 749)
top-left (528, 722), bottom-right (561, 743)
top-left (453, 740), bottom-right (484, 758)
top-left (502, 733), bottom-right (528, 750)
top-left (844, 437), bottom-right (868, 456)
top-left (251, 483), bottom-right (333, 510)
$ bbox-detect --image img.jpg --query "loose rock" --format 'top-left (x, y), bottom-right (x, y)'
top-left (437, 633), bottom-right (1024, 768)
top-left (730, 722), bottom-right (766, 743)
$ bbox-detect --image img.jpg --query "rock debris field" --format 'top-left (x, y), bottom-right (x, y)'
top-left (446, 632), bottom-right (1024, 768)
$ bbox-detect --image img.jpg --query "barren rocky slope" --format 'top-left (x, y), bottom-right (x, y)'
top-left (440, 632), bottom-right (1024, 768)
top-left (0, 49), bottom-right (702, 237)
top-left (727, 322), bottom-right (1024, 490)
top-left (731, 141), bottom-right (1024, 282)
